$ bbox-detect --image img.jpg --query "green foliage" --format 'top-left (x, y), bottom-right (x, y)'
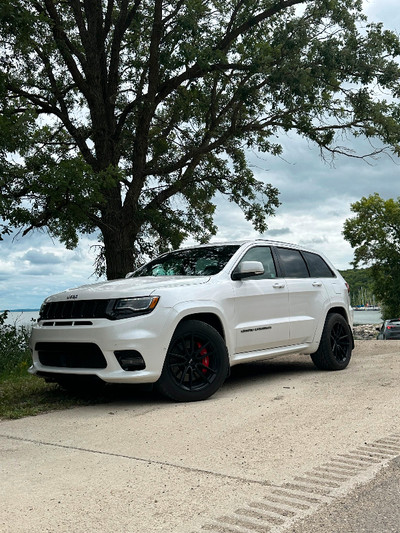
top-left (0, 311), bottom-right (32, 376)
top-left (339, 267), bottom-right (377, 307)
top-left (343, 194), bottom-right (400, 319)
top-left (1, 1), bottom-right (400, 278)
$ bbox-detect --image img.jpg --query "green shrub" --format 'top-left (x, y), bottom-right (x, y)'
top-left (0, 311), bottom-right (32, 376)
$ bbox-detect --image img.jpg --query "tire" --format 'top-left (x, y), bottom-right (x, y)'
top-left (155, 320), bottom-right (229, 402)
top-left (311, 313), bottom-right (352, 370)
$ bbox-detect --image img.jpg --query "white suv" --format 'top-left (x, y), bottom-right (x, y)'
top-left (29, 240), bottom-right (354, 401)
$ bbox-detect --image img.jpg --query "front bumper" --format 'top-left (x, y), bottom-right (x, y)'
top-left (29, 311), bottom-right (171, 384)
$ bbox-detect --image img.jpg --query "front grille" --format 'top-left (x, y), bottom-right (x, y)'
top-left (36, 342), bottom-right (107, 369)
top-left (40, 300), bottom-right (112, 320)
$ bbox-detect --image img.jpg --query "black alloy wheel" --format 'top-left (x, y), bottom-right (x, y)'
top-left (155, 320), bottom-right (229, 401)
top-left (311, 313), bottom-right (353, 370)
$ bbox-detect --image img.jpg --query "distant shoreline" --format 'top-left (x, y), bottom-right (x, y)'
top-left (1, 309), bottom-right (40, 312)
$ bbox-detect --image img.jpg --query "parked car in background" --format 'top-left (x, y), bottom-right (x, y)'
top-left (376, 319), bottom-right (400, 340)
top-left (29, 240), bottom-right (354, 401)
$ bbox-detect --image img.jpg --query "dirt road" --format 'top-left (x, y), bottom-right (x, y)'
top-left (1, 340), bottom-right (399, 533)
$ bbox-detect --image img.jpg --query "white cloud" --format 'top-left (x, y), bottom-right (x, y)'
top-left (0, 235), bottom-right (103, 310)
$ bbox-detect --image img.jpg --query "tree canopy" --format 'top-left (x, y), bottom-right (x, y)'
top-left (339, 267), bottom-right (375, 307)
top-left (343, 193), bottom-right (400, 318)
top-left (1, 0), bottom-right (400, 278)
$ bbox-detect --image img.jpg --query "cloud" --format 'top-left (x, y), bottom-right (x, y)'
top-left (22, 250), bottom-right (63, 265)
top-left (0, 234), bottom-right (103, 310)
top-left (266, 228), bottom-right (291, 237)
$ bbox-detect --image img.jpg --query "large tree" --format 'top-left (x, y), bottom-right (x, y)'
top-left (343, 193), bottom-right (400, 318)
top-left (1, 0), bottom-right (400, 279)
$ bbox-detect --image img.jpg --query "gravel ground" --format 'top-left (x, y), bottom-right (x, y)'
top-left (353, 323), bottom-right (381, 340)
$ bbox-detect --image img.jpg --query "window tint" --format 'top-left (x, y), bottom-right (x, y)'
top-left (237, 246), bottom-right (277, 279)
top-left (303, 251), bottom-right (335, 278)
top-left (277, 248), bottom-right (309, 278)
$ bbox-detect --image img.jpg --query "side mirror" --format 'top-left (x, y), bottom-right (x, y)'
top-left (232, 261), bottom-right (264, 280)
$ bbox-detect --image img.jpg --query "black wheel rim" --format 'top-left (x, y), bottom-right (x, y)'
top-left (330, 322), bottom-right (350, 362)
top-left (167, 332), bottom-right (219, 392)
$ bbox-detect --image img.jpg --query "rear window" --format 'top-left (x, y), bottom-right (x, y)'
top-left (303, 251), bottom-right (335, 278)
top-left (276, 248), bottom-right (309, 278)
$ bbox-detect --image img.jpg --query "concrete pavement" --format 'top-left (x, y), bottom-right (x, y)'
top-left (1, 340), bottom-right (399, 532)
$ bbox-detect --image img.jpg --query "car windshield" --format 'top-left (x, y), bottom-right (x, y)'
top-left (130, 245), bottom-right (240, 277)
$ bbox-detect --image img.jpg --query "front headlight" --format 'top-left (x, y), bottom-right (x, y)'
top-left (111, 296), bottom-right (160, 319)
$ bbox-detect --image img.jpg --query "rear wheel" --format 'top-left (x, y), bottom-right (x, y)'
top-left (311, 313), bottom-right (352, 370)
top-left (155, 320), bottom-right (229, 402)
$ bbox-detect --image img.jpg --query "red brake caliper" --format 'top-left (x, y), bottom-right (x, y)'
top-left (197, 342), bottom-right (209, 373)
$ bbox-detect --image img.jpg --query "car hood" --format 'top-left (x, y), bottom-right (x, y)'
top-left (45, 276), bottom-right (211, 302)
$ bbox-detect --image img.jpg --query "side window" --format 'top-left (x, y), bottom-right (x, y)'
top-left (303, 251), bottom-right (335, 278)
top-left (277, 247), bottom-right (309, 278)
top-left (238, 246), bottom-right (277, 279)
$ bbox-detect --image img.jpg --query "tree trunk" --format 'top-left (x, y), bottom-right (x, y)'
top-left (102, 223), bottom-right (137, 279)
top-left (99, 185), bottom-right (139, 279)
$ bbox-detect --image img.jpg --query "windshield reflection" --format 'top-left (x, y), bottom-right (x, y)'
top-left (130, 245), bottom-right (240, 277)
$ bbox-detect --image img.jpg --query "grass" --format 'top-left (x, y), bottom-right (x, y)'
top-left (0, 310), bottom-right (110, 420)
top-left (0, 373), bottom-right (105, 419)
top-left (0, 311), bottom-right (157, 420)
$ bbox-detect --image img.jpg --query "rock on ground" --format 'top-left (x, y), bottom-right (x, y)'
top-left (353, 323), bottom-right (380, 340)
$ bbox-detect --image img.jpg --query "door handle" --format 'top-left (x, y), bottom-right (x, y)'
top-left (312, 281), bottom-right (322, 287)
top-left (273, 282), bottom-right (285, 289)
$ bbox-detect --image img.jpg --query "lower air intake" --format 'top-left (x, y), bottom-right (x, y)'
top-left (36, 342), bottom-right (107, 369)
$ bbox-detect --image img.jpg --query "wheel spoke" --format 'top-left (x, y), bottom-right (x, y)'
top-left (169, 361), bottom-right (186, 369)
top-left (330, 324), bottom-right (350, 362)
top-left (169, 351), bottom-right (187, 361)
top-left (198, 362), bottom-right (216, 375)
top-left (178, 365), bottom-right (189, 385)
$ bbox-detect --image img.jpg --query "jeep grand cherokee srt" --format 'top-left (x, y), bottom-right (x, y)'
top-left (29, 240), bottom-right (354, 401)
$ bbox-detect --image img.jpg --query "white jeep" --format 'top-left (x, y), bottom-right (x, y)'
top-left (29, 240), bottom-right (354, 401)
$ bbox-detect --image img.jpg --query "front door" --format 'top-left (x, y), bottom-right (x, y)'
top-left (232, 246), bottom-right (290, 353)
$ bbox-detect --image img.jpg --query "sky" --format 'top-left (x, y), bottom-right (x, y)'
top-left (1, 0), bottom-right (400, 310)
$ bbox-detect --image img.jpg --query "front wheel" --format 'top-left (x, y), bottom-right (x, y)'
top-left (155, 320), bottom-right (229, 402)
top-left (311, 313), bottom-right (352, 370)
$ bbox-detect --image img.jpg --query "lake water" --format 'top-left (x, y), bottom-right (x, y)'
top-left (353, 310), bottom-right (382, 325)
top-left (2, 309), bottom-right (382, 328)
top-left (2, 310), bottom-right (40, 327)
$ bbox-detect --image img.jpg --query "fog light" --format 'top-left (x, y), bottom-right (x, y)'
top-left (115, 350), bottom-right (146, 371)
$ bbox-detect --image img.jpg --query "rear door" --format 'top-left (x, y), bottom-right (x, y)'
top-left (274, 247), bottom-right (331, 344)
top-left (232, 245), bottom-right (290, 353)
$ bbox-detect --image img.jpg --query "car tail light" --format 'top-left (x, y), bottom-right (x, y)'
top-left (345, 282), bottom-right (350, 294)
